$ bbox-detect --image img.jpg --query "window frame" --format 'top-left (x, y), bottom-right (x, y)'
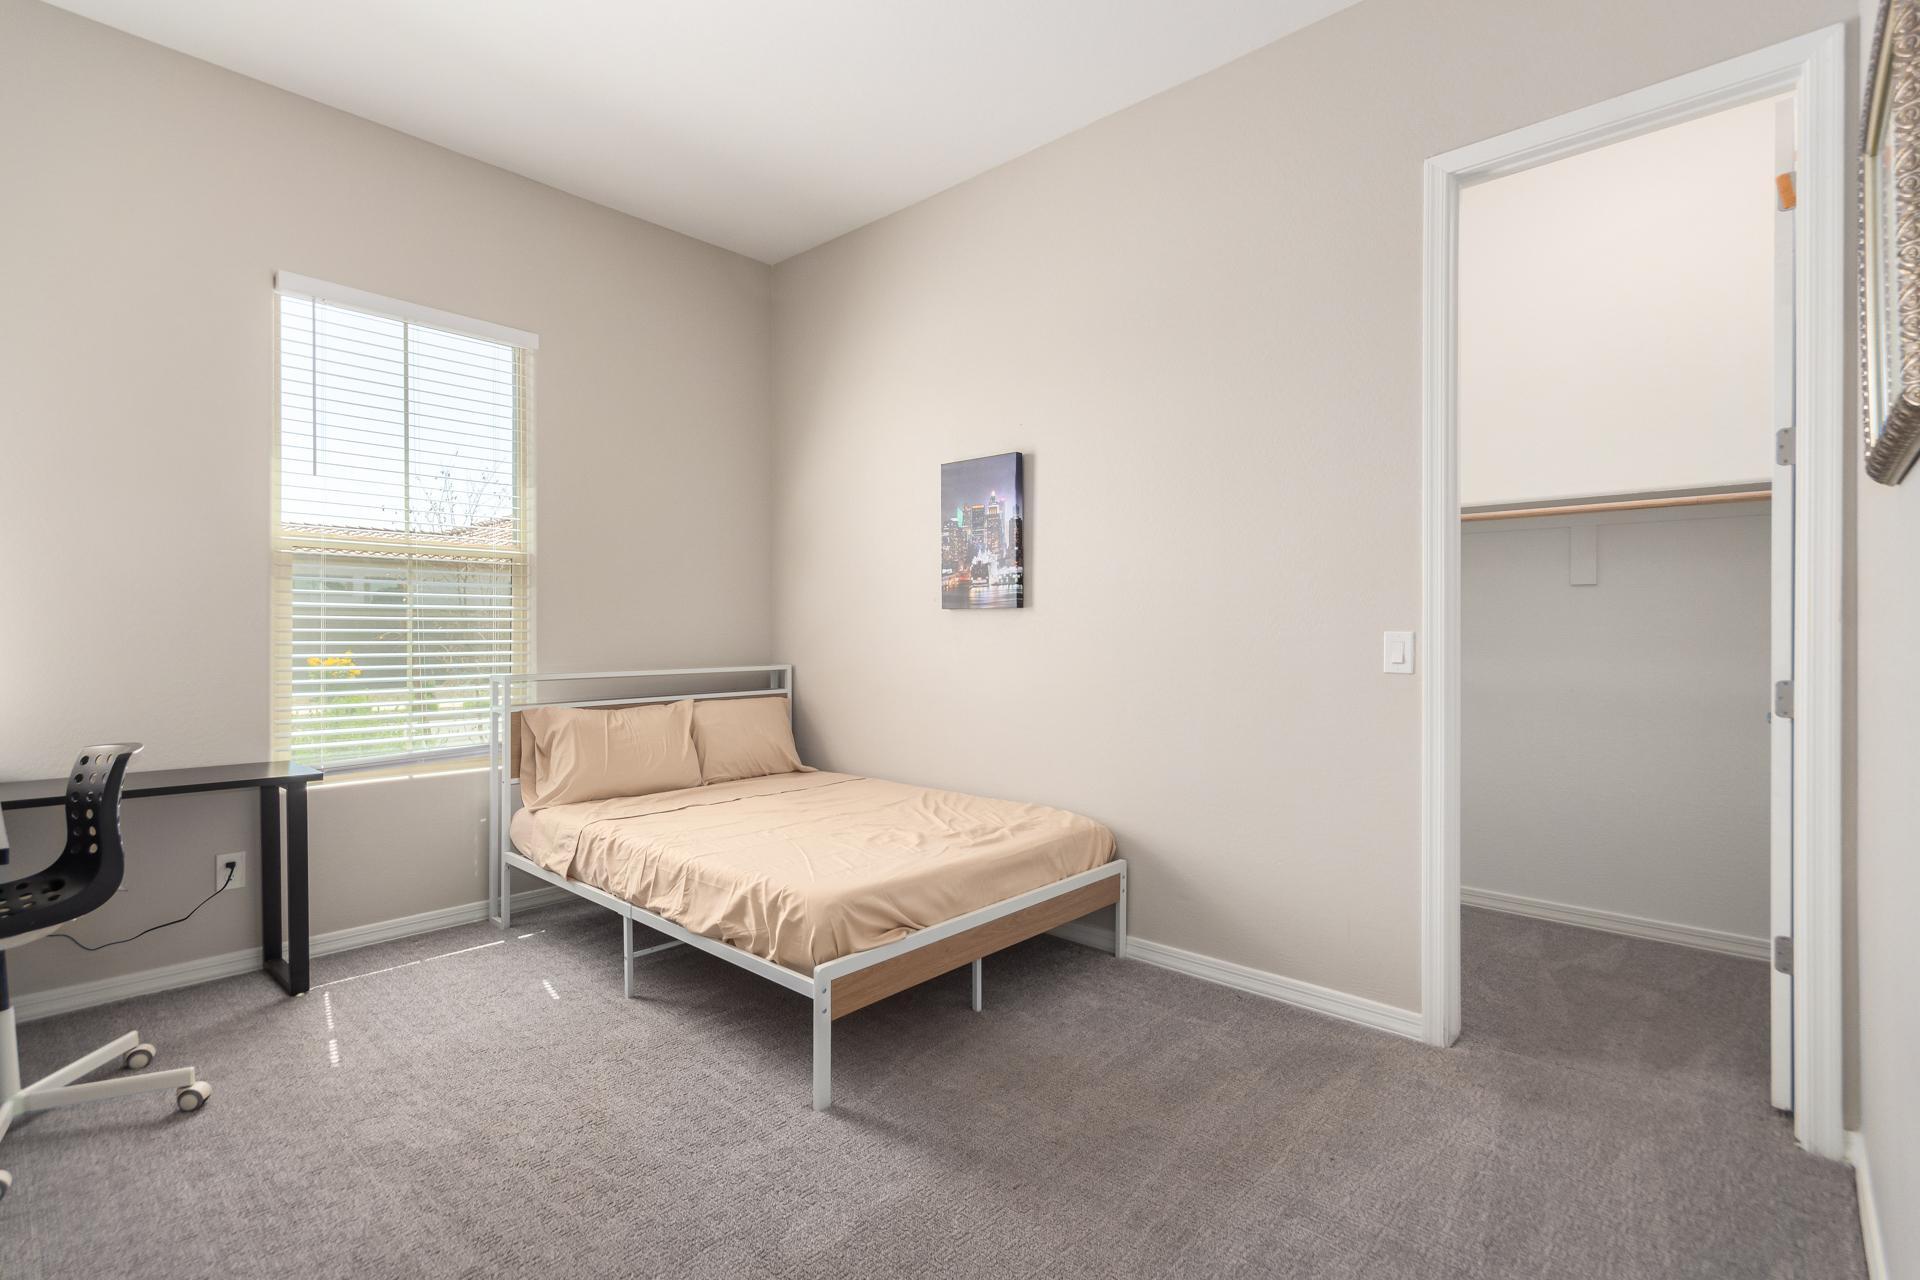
top-left (269, 273), bottom-right (536, 772)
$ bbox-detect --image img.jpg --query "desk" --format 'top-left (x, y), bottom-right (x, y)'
top-left (0, 762), bottom-right (323, 996)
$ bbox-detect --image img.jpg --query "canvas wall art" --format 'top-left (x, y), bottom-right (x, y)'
top-left (941, 452), bottom-right (1024, 609)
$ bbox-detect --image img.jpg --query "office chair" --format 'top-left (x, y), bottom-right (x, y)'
top-left (0, 744), bottom-right (212, 1202)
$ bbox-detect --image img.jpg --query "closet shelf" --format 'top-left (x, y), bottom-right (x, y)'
top-left (1461, 488), bottom-right (1770, 523)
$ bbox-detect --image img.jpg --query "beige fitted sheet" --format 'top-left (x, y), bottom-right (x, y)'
top-left (509, 772), bottom-right (1115, 974)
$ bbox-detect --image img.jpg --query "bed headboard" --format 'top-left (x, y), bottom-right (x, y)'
top-left (488, 665), bottom-right (792, 923)
top-left (492, 666), bottom-right (793, 784)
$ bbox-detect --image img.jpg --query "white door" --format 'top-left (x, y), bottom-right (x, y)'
top-left (1767, 97), bottom-right (1796, 1114)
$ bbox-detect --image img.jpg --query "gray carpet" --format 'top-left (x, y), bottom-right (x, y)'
top-left (0, 904), bottom-right (1863, 1279)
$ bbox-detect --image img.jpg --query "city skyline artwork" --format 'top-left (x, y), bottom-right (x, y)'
top-left (940, 452), bottom-right (1024, 610)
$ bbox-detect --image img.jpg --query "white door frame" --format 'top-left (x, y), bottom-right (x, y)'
top-left (1768, 97), bottom-right (1798, 1114)
top-left (1418, 26), bottom-right (1847, 1159)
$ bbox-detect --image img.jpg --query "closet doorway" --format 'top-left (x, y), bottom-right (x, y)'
top-left (1418, 28), bottom-right (1846, 1158)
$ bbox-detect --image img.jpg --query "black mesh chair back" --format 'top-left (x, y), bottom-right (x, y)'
top-left (0, 744), bottom-right (141, 942)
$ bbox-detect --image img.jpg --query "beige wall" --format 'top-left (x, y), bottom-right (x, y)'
top-left (1855, 443), bottom-right (1919, 1275)
top-left (1855, 0), bottom-right (1916, 1265)
top-left (1855, 0), bottom-right (1919, 1252)
top-left (1458, 98), bottom-right (1780, 506)
top-left (1463, 507), bottom-right (1770, 939)
top-left (770, 0), bottom-right (1857, 1014)
top-left (6, 7), bottom-right (1900, 1235)
top-left (0, 0), bottom-right (773, 996)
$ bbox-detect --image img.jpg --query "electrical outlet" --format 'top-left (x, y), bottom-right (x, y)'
top-left (216, 853), bottom-right (246, 891)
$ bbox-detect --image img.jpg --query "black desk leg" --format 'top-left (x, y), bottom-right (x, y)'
top-left (284, 782), bottom-right (309, 995)
top-left (261, 782), bottom-right (311, 997)
top-left (259, 785), bottom-right (283, 979)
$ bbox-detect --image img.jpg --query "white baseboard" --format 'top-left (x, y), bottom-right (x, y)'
top-left (15, 886), bottom-right (571, 1023)
top-left (1127, 937), bottom-right (1424, 1040)
top-left (17, 947), bottom-right (265, 1026)
top-left (1462, 886), bottom-right (1770, 962)
top-left (305, 886), bottom-right (571, 962)
top-left (1848, 1131), bottom-right (1890, 1280)
top-left (29, 886), bottom-right (1424, 1048)
top-left (1048, 921), bottom-right (1422, 1041)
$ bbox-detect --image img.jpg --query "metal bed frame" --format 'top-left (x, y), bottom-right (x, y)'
top-left (487, 666), bottom-right (1127, 1111)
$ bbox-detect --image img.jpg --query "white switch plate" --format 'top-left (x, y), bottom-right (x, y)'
top-left (1382, 630), bottom-right (1415, 674)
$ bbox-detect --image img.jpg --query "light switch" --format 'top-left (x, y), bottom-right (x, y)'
top-left (1383, 630), bottom-right (1415, 675)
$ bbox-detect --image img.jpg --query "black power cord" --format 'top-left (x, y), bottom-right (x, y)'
top-left (48, 863), bottom-right (237, 952)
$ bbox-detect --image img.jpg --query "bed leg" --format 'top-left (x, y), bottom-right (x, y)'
top-left (623, 915), bottom-right (635, 1000)
top-left (970, 958), bottom-right (983, 1013)
top-left (812, 983), bottom-right (832, 1112)
top-left (1113, 866), bottom-right (1128, 959)
top-left (500, 864), bottom-right (512, 930)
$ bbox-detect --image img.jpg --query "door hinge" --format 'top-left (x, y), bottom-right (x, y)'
top-left (1776, 171), bottom-right (1797, 211)
top-left (1776, 425), bottom-right (1795, 467)
top-left (1773, 935), bottom-right (1793, 975)
top-left (1774, 680), bottom-right (1794, 719)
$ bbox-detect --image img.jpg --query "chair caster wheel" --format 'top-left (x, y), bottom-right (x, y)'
top-left (124, 1043), bottom-right (156, 1071)
top-left (0, 1169), bottom-right (11, 1201)
top-left (176, 1082), bottom-right (211, 1112)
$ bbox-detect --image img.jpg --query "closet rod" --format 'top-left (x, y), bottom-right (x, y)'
top-left (1461, 489), bottom-right (1770, 523)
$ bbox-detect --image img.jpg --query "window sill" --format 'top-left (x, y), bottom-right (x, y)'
top-left (309, 752), bottom-right (491, 790)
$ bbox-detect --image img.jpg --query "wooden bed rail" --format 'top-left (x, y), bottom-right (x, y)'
top-left (827, 876), bottom-right (1122, 1019)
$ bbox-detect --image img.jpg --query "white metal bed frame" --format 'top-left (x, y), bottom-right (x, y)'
top-left (487, 665), bottom-right (1127, 1111)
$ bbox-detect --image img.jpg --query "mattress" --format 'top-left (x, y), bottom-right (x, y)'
top-left (509, 771), bottom-right (1115, 974)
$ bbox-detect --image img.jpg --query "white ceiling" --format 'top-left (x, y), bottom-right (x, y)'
top-left (47, 0), bottom-right (1358, 263)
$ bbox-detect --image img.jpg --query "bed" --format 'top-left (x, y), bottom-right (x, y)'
top-left (487, 666), bottom-right (1126, 1110)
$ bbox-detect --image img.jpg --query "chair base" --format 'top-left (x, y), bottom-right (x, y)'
top-left (0, 1007), bottom-right (210, 1202)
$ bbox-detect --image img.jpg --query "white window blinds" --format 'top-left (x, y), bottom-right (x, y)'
top-left (272, 277), bottom-right (533, 768)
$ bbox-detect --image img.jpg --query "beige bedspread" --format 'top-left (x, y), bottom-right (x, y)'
top-left (510, 772), bottom-right (1115, 974)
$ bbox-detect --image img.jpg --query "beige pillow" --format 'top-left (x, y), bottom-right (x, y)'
top-left (518, 701), bottom-right (700, 808)
top-left (691, 697), bottom-right (804, 784)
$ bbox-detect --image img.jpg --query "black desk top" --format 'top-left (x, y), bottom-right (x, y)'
top-left (0, 761), bottom-right (324, 810)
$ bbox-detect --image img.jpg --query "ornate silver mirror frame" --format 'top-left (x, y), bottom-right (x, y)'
top-left (1863, 0), bottom-right (1920, 484)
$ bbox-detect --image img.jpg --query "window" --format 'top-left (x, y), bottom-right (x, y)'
top-left (272, 275), bottom-right (533, 768)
